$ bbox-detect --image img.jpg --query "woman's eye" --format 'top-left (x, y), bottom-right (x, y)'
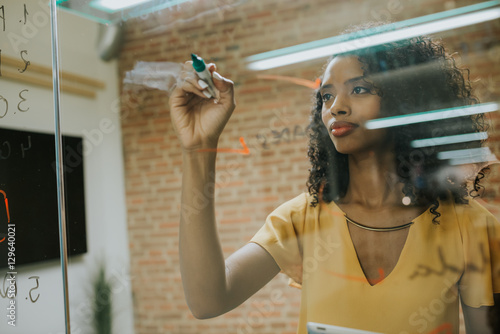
top-left (322, 93), bottom-right (333, 102)
top-left (352, 86), bottom-right (370, 94)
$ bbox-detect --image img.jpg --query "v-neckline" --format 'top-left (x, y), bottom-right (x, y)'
top-left (329, 201), bottom-right (430, 287)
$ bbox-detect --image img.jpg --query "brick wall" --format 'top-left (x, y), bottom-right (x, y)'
top-left (117, 1), bottom-right (500, 333)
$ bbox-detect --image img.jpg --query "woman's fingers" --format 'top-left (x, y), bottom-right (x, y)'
top-left (180, 76), bottom-right (210, 98)
top-left (207, 63), bottom-right (217, 73)
top-left (212, 71), bottom-right (233, 93)
top-left (179, 61), bottom-right (215, 98)
top-left (176, 60), bottom-right (234, 103)
top-left (181, 60), bottom-right (194, 71)
top-left (179, 83), bottom-right (205, 99)
top-left (211, 71), bottom-right (235, 107)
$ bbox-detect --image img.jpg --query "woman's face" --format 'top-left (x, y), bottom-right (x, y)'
top-left (320, 56), bottom-right (389, 155)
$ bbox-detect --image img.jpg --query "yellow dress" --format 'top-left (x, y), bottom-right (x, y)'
top-left (249, 193), bottom-right (500, 334)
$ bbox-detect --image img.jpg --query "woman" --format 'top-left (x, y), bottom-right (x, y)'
top-left (169, 32), bottom-right (499, 333)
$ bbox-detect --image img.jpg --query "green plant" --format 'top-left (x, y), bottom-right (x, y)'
top-left (92, 264), bottom-right (113, 334)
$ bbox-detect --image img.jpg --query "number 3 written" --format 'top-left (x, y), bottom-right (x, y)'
top-left (0, 89), bottom-right (30, 118)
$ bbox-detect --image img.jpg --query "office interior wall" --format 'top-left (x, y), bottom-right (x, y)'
top-left (0, 1), bottom-right (134, 333)
top-left (56, 10), bottom-right (135, 334)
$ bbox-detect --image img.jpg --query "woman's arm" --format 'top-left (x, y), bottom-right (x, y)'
top-left (461, 294), bottom-right (499, 334)
top-left (179, 151), bottom-right (280, 318)
top-left (171, 61), bottom-right (280, 319)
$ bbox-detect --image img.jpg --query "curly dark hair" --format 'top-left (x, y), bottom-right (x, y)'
top-left (306, 27), bottom-right (488, 223)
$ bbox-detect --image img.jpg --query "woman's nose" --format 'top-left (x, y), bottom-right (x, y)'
top-left (329, 95), bottom-right (350, 116)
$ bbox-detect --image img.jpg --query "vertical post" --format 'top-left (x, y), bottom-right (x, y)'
top-left (49, 0), bottom-right (71, 333)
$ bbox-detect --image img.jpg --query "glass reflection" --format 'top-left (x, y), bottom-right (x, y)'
top-left (0, 0), bottom-right (67, 333)
top-left (171, 12), bottom-right (499, 334)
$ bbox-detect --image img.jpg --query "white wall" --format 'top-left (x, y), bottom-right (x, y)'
top-left (0, 1), bottom-right (134, 333)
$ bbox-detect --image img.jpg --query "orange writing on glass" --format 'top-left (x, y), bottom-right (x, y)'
top-left (428, 322), bottom-right (452, 334)
top-left (196, 136), bottom-right (250, 155)
top-left (0, 190), bottom-right (10, 243)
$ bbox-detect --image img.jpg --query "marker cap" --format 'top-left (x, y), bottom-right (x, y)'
top-left (191, 53), bottom-right (206, 72)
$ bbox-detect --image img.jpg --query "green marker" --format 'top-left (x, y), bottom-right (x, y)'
top-left (191, 53), bottom-right (217, 98)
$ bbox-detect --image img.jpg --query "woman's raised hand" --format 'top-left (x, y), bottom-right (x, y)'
top-left (169, 61), bottom-right (236, 152)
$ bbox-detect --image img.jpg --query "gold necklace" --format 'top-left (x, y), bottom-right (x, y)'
top-left (345, 215), bottom-right (414, 232)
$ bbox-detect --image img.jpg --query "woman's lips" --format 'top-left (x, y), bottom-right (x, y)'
top-left (330, 122), bottom-right (358, 137)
